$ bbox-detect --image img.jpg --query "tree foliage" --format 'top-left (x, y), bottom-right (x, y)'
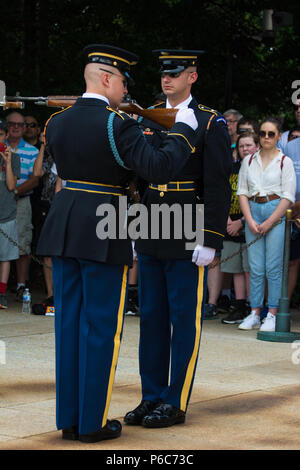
top-left (1, 0), bottom-right (299, 128)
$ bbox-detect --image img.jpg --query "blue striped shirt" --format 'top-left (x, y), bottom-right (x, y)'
top-left (5, 138), bottom-right (39, 190)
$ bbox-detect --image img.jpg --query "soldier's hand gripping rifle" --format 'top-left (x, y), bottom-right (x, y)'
top-left (6, 94), bottom-right (178, 129)
top-left (0, 81), bottom-right (24, 110)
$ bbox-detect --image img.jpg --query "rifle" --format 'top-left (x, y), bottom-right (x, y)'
top-left (0, 81), bottom-right (24, 110)
top-left (6, 94), bottom-right (178, 129)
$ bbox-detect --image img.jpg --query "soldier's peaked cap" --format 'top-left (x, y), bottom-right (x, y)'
top-left (153, 49), bottom-right (205, 74)
top-left (83, 44), bottom-right (139, 78)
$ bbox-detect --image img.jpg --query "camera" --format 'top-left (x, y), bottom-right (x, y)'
top-left (0, 142), bottom-right (7, 152)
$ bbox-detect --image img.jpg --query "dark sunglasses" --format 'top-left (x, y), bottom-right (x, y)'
top-left (259, 130), bottom-right (276, 138)
top-left (293, 104), bottom-right (300, 111)
top-left (25, 122), bottom-right (38, 128)
top-left (161, 71), bottom-right (182, 79)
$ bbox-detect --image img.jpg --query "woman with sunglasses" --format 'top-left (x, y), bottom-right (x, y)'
top-left (237, 118), bottom-right (296, 331)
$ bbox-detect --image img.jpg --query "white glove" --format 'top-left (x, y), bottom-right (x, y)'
top-left (175, 108), bottom-right (198, 131)
top-left (192, 245), bottom-right (216, 266)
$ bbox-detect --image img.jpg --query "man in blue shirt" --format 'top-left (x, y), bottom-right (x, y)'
top-left (6, 111), bottom-right (39, 299)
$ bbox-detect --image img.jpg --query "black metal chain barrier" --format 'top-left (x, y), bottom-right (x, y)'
top-left (0, 226), bottom-right (52, 269)
top-left (207, 220), bottom-right (283, 270)
top-left (1, 218), bottom-right (294, 272)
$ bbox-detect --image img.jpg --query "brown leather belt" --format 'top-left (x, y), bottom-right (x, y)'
top-left (249, 194), bottom-right (280, 203)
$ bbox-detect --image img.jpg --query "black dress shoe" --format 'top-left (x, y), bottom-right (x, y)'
top-left (79, 419), bottom-right (122, 443)
top-left (62, 425), bottom-right (79, 440)
top-left (142, 403), bottom-right (185, 428)
top-left (124, 400), bottom-right (160, 425)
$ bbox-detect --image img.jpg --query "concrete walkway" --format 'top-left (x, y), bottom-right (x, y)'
top-left (1, 292), bottom-right (300, 450)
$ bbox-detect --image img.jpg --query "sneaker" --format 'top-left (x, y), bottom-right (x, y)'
top-left (259, 312), bottom-right (276, 332)
top-left (0, 293), bottom-right (8, 309)
top-left (16, 285), bottom-right (25, 303)
top-left (222, 307), bottom-right (247, 324)
top-left (238, 311), bottom-right (261, 330)
top-left (222, 300), bottom-right (248, 324)
top-left (203, 303), bottom-right (219, 320)
top-left (217, 295), bottom-right (231, 313)
top-left (125, 299), bottom-right (140, 316)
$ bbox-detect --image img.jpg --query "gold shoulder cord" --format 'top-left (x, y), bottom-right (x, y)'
top-left (43, 106), bottom-right (72, 144)
top-left (198, 104), bottom-right (218, 115)
top-left (106, 106), bottom-right (125, 120)
top-left (198, 104), bottom-right (219, 132)
top-left (152, 101), bottom-right (165, 108)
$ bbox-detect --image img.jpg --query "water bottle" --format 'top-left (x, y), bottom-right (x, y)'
top-left (22, 288), bottom-right (31, 314)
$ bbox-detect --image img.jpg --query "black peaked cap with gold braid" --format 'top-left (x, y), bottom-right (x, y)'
top-left (153, 49), bottom-right (205, 74)
top-left (83, 44), bottom-right (138, 81)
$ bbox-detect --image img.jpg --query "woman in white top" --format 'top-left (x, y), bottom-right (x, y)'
top-left (237, 118), bottom-right (296, 332)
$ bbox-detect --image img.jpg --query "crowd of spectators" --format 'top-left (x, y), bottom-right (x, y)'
top-left (0, 112), bottom-right (55, 310)
top-left (204, 99), bottom-right (300, 333)
top-left (0, 100), bottom-right (299, 329)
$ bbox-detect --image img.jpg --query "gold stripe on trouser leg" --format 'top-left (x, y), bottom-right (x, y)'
top-left (101, 265), bottom-right (128, 427)
top-left (180, 265), bottom-right (204, 412)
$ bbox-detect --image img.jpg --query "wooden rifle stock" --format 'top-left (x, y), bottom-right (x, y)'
top-left (46, 96), bottom-right (78, 108)
top-left (44, 96), bottom-right (177, 129)
top-left (118, 102), bottom-right (178, 129)
top-left (0, 101), bottom-right (24, 110)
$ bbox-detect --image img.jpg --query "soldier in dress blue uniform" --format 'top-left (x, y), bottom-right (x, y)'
top-left (124, 49), bottom-right (232, 428)
top-left (37, 44), bottom-right (199, 443)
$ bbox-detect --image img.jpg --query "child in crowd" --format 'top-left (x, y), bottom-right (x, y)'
top-left (221, 132), bottom-right (260, 324)
top-left (0, 120), bottom-right (20, 309)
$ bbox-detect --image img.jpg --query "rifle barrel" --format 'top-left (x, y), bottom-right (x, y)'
top-left (6, 96), bottom-right (45, 101)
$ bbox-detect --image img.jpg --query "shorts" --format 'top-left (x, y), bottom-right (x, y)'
top-left (16, 196), bottom-right (33, 256)
top-left (220, 240), bottom-right (249, 273)
top-left (0, 219), bottom-right (19, 261)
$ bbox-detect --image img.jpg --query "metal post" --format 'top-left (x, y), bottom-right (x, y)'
top-left (276, 209), bottom-right (292, 332)
top-left (258, 209), bottom-right (300, 342)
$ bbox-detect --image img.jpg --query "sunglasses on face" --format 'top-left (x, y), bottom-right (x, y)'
top-left (7, 121), bottom-right (25, 128)
top-left (161, 71), bottom-right (182, 79)
top-left (293, 104), bottom-right (300, 111)
top-left (259, 130), bottom-right (276, 138)
top-left (25, 122), bottom-right (38, 128)
top-left (289, 134), bottom-right (300, 141)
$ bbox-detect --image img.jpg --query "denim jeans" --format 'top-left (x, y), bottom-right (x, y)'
top-left (245, 199), bottom-right (285, 309)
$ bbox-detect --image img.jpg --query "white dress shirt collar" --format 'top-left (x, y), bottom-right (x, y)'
top-left (82, 92), bottom-right (110, 105)
top-left (166, 95), bottom-right (193, 109)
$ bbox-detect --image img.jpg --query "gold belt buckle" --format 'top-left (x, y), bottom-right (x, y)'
top-left (158, 184), bottom-right (168, 197)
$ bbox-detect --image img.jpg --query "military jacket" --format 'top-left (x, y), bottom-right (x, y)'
top-left (135, 97), bottom-right (232, 259)
top-left (36, 97), bottom-right (196, 265)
